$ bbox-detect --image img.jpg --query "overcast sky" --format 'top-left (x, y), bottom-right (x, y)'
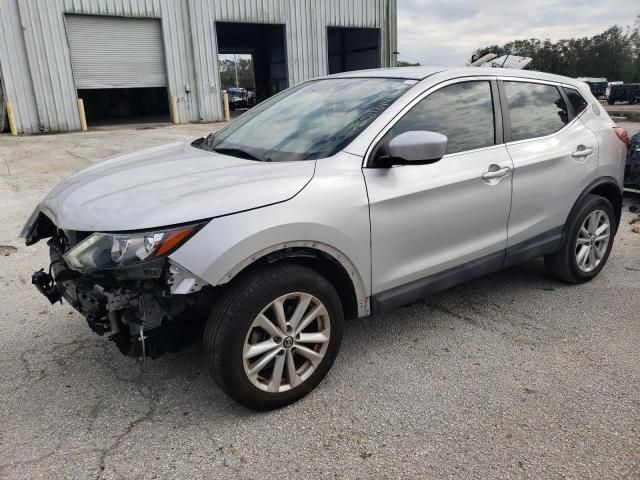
top-left (396, 0), bottom-right (638, 66)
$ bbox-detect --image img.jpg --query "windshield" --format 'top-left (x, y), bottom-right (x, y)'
top-left (197, 77), bottom-right (414, 161)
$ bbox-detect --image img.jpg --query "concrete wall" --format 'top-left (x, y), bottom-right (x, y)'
top-left (0, 0), bottom-right (396, 133)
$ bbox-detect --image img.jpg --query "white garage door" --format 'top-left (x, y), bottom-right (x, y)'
top-left (65, 15), bottom-right (167, 89)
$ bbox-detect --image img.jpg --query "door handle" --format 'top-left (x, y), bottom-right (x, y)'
top-left (481, 166), bottom-right (510, 180)
top-left (572, 146), bottom-right (594, 158)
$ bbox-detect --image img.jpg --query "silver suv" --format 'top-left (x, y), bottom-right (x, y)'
top-left (22, 67), bottom-right (628, 410)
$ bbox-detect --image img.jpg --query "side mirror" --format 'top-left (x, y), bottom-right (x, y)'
top-left (387, 131), bottom-right (448, 164)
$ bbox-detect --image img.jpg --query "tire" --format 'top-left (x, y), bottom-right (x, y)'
top-left (544, 194), bottom-right (616, 283)
top-left (607, 97), bottom-right (614, 105)
top-left (203, 263), bottom-right (344, 410)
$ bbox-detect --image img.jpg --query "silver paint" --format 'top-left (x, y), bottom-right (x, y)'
top-left (23, 67), bottom-right (626, 319)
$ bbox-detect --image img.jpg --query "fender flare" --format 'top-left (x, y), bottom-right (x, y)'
top-left (218, 240), bottom-right (370, 317)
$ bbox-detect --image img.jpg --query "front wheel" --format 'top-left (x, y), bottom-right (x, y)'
top-left (545, 194), bottom-right (615, 283)
top-left (204, 263), bottom-right (344, 410)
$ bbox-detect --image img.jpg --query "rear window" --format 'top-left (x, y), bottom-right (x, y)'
top-left (564, 87), bottom-right (588, 116)
top-left (504, 81), bottom-right (569, 142)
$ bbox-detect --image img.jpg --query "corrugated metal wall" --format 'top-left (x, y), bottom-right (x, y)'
top-left (0, 0), bottom-right (396, 133)
top-left (0, 0), bottom-right (40, 133)
top-left (0, 73), bottom-right (5, 132)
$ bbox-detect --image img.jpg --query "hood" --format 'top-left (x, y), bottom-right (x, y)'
top-left (39, 142), bottom-right (315, 231)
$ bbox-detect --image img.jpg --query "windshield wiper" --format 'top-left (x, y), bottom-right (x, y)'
top-left (213, 147), bottom-right (263, 161)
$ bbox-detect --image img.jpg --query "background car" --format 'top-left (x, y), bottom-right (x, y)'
top-left (608, 83), bottom-right (640, 105)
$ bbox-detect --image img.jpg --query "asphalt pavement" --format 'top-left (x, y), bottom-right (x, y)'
top-left (1, 124), bottom-right (639, 479)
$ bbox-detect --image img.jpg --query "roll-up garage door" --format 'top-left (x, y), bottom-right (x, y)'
top-left (65, 15), bottom-right (167, 89)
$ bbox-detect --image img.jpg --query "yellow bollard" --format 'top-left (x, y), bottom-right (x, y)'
top-left (5, 100), bottom-right (17, 136)
top-left (77, 98), bottom-right (88, 131)
top-left (223, 92), bottom-right (230, 122)
top-left (170, 95), bottom-right (180, 124)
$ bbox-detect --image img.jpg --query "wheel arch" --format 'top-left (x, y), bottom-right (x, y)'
top-left (218, 241), bottom-right (369, 319)
top-left (564, 176), bottom-right (623, 238)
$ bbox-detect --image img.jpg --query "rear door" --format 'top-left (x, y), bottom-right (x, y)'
top-left (364, 78), bottom-right (513, 295)
top-left (501, 80), bottom-right (598, 248)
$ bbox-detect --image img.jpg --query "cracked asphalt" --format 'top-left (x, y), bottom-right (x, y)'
top-left (1, 123), bottom-right (640, 479)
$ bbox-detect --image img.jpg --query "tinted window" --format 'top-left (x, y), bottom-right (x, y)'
top-left (386, 81), bottom-right (495, 155)
top-left (564, 87), bottom-right (588, 116)
top-left (505, 82), bottom-right (569, 141)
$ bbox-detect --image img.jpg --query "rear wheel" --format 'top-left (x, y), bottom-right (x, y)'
top-left (204, 263), bottom-right (344, 410)
top-left (545, 194), bottom-right (615, 283)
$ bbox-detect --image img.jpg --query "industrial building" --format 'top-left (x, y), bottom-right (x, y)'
top-left (0, 0), bottom-right (397, 134)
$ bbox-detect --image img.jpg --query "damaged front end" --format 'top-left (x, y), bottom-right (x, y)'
top-left (25, 213), bottom-right (212, 358)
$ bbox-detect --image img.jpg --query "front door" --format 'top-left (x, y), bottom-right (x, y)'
top-left (363, 79), bottom-right (513, 296)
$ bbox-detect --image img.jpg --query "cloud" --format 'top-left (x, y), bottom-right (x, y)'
top-left (396, 0), bottom-right (638, 66)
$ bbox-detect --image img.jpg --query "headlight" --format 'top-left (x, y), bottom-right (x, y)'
top-left (64, 223), bottom-right (204, 271)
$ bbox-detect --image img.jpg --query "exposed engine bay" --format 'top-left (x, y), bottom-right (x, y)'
top-left (28, 215), bottom-right (213, 358)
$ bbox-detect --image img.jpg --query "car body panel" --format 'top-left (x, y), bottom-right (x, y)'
top-left (578, 102), bottom-right (626, 188)
top-left (364, 145), bottom-right (513, 293)
top-left (37, 142), bottom-right (316, 231)
top-left (505, 114), bottom-right (599, 246)
top-left (169, 151), bottom-right (372, 312)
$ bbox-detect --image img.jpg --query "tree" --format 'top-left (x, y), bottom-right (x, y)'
top-left (474, 16), bottom-right (640, 82)
top-left (397, 60), bottom-right (421, 67)
top-left (219, 57), bottom-right (255, 90)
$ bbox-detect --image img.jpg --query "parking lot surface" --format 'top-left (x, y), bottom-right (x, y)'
top-left (1, 124), bottom-right (639, 479)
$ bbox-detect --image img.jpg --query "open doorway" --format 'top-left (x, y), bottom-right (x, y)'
top-left (218, 54), bottom-right (256, 117)
top-left (216, 22), bottom-right (288, 117)
top-left (77, 87), bottom-right (170, 126)
top-left (328, 27), bottom-right (381, 74)
top-left (65, 15), bottom-right (171, 126)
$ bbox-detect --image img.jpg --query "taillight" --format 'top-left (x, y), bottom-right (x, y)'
top-left (613, 127), bottom-right (630, 149)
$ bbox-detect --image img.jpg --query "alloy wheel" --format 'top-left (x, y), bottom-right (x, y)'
top-left (242, 292), bottom-right (331, 393)
top-left (575, 209), bottom-right (610, 273)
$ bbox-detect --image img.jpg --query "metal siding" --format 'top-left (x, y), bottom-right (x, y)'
top-left (0, 72), bottom-right (5, 132)
top-left (18, 0), bottom-right (80, 132)
top-left (0, 0), bottom-right (40, 133)
top-left (160, 0), bottom-right (199, 123)
top-left (187, 0), bottom-right (222, 122)
top-left (1, 0), bottom-right (394, 131)
top-left (66, 15), bottom-right (167, 89)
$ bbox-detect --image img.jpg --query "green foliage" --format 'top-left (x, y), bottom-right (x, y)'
top-left (219, 57), bottom-right (255, 90)
top-left (397, 60), bottom-right (421, 67)
top-left (475, 15), bottom-right (640, 82)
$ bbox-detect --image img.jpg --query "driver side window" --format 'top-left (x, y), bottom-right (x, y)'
top-left (376, 81), bottom-right (496, 160)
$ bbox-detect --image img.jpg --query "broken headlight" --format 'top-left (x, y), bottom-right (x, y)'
top-left (64, 223), bottom-right (205, 271)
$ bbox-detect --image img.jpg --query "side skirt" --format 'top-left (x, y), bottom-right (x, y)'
top-left (503, 226), bottom-right (563, 268)
top-left (370, 251), bottom-right (505, 314)
top-left (370, 227), bottom-right (563, 315)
